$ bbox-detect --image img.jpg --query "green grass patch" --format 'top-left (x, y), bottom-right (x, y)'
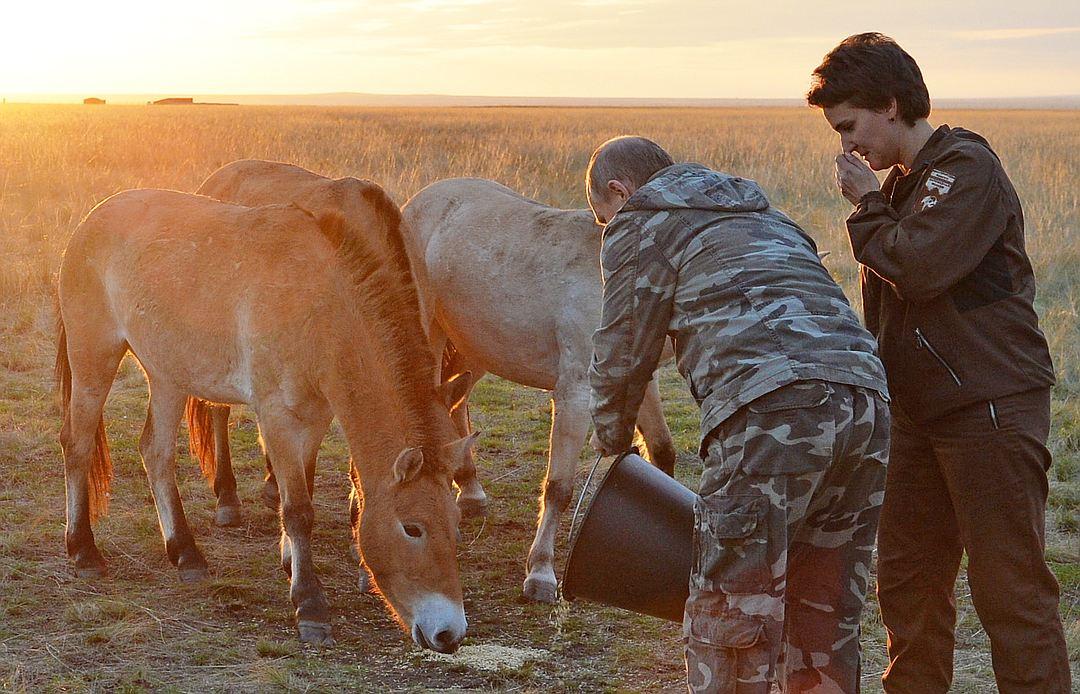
top-left (255, 639), bottom-right (295, 658)
top-left (1050, 562), bottom-right (1080, 590)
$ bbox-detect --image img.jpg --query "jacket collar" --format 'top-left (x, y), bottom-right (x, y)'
top-left (909, 124), bottom-right (952, 174)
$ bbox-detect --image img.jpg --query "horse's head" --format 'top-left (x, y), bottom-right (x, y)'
top-left (356, 430), bottom-right (477, 654)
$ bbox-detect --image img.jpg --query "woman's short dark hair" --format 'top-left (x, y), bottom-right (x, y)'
top-left (807, 33), bottom-right (930, 126)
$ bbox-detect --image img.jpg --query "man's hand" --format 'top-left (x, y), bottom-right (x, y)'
top-left (834, 153), bottom-right (880, 205)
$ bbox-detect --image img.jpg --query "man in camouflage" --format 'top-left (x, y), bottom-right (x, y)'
top-left (586, 136), bottom-right (891, 693)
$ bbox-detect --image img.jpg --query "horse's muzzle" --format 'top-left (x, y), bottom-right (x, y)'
top-left (411, 594), bottom-right (467, 653)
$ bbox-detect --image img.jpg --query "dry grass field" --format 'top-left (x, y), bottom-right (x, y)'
top-left (0, 104), bottom-right (1077, 691)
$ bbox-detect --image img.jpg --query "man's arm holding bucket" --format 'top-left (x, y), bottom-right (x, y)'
top-left (589, 212), bottom-right (675, 455)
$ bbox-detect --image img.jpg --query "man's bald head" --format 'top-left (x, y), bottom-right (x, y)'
top-left (585, 136), bottom-right (674, 225)
top-left (586, 136), bottom-right (675, 203)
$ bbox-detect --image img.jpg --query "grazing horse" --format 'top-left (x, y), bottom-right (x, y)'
top-left (56, 187), bottom-right (476, 650)
top-left (401, 178), bottom-right (678, 604)
top-left (185, 160), bottom-right (424, 528)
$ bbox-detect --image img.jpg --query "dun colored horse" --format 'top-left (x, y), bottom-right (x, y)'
top-left (56, 187), bottom-right (475, 650)
top-left (184, 160), bottom-right (425, 529)
top-left (401, 178), bottom-right (678, 604)
top-left (187, 164), bottom-right (677, 606)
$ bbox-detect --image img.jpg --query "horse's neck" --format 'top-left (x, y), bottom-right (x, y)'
top-left (319, 328), bottom-right (431, 478)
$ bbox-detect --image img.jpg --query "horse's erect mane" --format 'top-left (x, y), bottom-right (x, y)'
top-left (347, 178), bottom-right (417, 287)
top-left (313, 183), bottom-right (445, 462)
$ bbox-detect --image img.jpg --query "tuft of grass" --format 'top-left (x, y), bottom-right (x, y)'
top-left (255, 640), bottom-right (296, 659)
top-left (65, 599), bottom-right (134, 626)
top-left (1051, 562), bottom-right (1080, 591)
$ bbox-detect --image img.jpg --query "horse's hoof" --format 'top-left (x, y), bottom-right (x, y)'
top-left (215, 505), bottom-right (242, 527)
top-left (522, 577), bottom-right (558, 604)
top-left (261, 484), bottom-right (280, 510)
top-left (75, 564), bottom-right (107, 580)
top-left (178, 566), bottom-right (210, 583)
top-left (457, 495), bottom-right (488, 519)
top-left (297, 620), bottom-right (335, 646)
top-left (357, 570), bottom-right (371, 593)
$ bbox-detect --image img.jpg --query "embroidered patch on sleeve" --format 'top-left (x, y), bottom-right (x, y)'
top-left (920, 195), bottom-right (938, 211)
top-left (925, 169), bottom-right (956, 195)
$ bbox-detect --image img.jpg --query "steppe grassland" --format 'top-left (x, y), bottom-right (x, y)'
top-left (0, 104), bottom-right (1076, 691)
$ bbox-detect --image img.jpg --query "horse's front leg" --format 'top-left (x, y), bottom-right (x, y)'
top-left (635, 371), bottom-right (677, 477)
top-left (433, 331), bottom-right (488, 519)
top-left (261, 409), bottom-right (334, 646)
top-left (141, 384), bottom-right (209, 582)
top-left (209, 404), bottom-right (243, 526)
top-left (523, 382), bottom-right (589, 604)
top-left (448, 372), bottom-right (487, 518)
top-left (347, 479), bottom-right (372, 593)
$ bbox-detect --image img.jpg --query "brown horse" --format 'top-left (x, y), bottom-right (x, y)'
top-left (56, 187), bottom-right (476, 650)
top-left (190, 164), bottom-right (678, 606)
top-left (183, 160), bottom-right (426, 527)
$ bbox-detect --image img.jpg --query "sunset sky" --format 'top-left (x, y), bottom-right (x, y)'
top-left (5, 0), bottom-right (1079, 100)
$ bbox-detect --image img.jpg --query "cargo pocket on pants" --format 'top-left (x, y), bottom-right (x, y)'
top-left (692, 494), bottom-right (771, 594)
top-left (684, 603), bottom-right (766, 693)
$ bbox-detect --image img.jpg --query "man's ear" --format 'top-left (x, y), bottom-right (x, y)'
top-left (607, 179), bottom-right (631, 203)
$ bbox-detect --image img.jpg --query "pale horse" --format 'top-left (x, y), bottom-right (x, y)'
top-left (401, 178), bottom-right (678, 604)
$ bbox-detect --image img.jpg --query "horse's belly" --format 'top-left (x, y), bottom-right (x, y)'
top-left (437, 305), bottom-right (560, 390)
top-left (116, 301), bottom-right (256, 405)
top-left (419, 206), bottom-right (601, 391)
top-left (126, 335), bottom-right (254, 404)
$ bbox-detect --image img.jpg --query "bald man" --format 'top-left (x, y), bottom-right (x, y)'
top-left (586, 136), bottom-right (890, 693)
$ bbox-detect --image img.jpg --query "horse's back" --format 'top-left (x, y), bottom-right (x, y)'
top-left (61, 188), bottom-right (341, 404)
top-left (198, 159), bottom-right (319, 202)
top-left (401, 179), bottom-right (604, 388)
top-left (200, 159), bottom-right (413, 284)
top-left (402, 177), bottom-right (599, 276)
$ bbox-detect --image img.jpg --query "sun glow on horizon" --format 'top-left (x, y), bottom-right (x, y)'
top-left (5, 1), bottom-right (1079, 100)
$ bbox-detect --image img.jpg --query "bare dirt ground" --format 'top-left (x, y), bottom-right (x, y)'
top-left (1, 305), bottom-right (1075, 691)
top-left (1, 105), bottom-right (1077, 691)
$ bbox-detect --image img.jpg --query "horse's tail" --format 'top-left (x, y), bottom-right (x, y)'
top-left (441, 338), bottom-right (466, 383)
top-left (184, 397), bottom-right (217, 485)
top-left (632, 428), bottom-right (651, 464)
top-left (56, 313), bottom-right (112, 523)
top-left (441, 342), bottom-right (455, 383)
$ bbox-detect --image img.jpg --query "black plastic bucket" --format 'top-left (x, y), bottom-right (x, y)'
top-left (562, 451), bottom-right (696, 622)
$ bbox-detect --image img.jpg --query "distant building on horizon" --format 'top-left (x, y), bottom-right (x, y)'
top-left (83, 97), bottom-right (105, 105)
top-left (147, 97), bottom-right (236, 106)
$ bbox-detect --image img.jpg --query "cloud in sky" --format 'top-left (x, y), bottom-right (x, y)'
top-left (3, 0), bottom-right (1079, 97)
top-left (949, 26), bottom-right (1080, 41)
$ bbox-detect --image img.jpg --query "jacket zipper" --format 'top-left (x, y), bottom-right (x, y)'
top-left (914, 328), bottom-right (962, 386)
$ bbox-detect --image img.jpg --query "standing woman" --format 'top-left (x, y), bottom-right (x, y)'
top-left (806, 33), bottom-right (1070, 693)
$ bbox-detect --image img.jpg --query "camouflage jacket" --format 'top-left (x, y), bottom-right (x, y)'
top-left (589, 163), bottom-right (888, 456)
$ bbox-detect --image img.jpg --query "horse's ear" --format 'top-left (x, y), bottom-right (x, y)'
top-left (440, 432), bottom-right (480, 475)
top-left (437, 371), bottom-right (472, 414)
top-left (392, 447), bottom-right (425, 484)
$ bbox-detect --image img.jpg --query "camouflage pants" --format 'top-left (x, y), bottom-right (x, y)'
top-left (685, 381), bottom-right (889, 693)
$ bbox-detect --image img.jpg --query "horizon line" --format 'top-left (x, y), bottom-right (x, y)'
top-left (4, 91), bottom-right (1080, 109)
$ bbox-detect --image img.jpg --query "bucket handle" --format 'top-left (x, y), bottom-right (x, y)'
top-left (569, 453), bottom-right (605, 541)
